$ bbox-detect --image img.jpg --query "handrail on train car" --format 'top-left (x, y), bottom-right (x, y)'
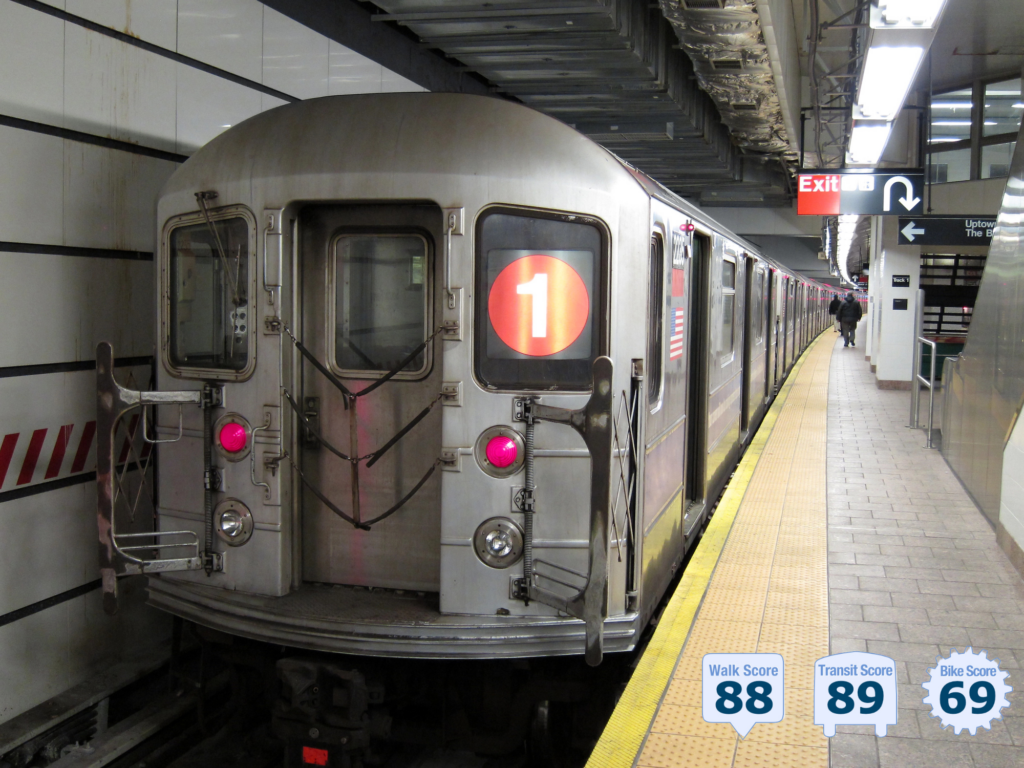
top-left (96, 342), bottom-right (221, 615)
top-left (511, 356), bottom-right (614, 667)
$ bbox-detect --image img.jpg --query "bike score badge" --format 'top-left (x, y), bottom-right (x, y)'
top-left (922, 647), bottom-right (1011, 735)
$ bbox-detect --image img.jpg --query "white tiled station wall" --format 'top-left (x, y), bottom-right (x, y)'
top-left (0, 0), bottom-right (423, 725)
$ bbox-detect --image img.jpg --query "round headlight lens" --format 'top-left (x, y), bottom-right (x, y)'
top-left (485, 529), bottom-right (514, 558)
top-left (473, 518), bottom-right (524, 569)
top-left (214, 499), bottom-right (253, 546)
top-left (220, 510), bottom-right (244, 538)
top-left (485, 436), bottom-right (518, 469)
top-left (219, 422), bottom-right (247, 453)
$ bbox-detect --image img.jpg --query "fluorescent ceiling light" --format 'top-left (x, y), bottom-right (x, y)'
top-left (931, 120), bottom-right (971, 126)
top-left (848, 121), bottom-right (893, 165)
top-left (1014, 103), bottom-right (1024, 109)
top-left (873, 0), bottom-right (948, 29)
top-left (931, 101), bottom-right (971, 109)
top-left (857, 46), bottom-right (925, 120)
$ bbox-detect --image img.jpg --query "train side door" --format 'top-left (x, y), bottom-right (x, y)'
top-left (683, 233), bottom-right (711, 529)
top-left (297, 203), bottom-right (444, 592)
top-left (740, 255), bottom-right (755, 433)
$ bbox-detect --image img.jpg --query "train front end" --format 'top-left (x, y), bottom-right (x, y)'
top-left (95, 94), bottom-right (651, 666)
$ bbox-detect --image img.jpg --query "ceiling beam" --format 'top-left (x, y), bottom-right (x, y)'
top-left (261, 0), bottom-right (493, 96)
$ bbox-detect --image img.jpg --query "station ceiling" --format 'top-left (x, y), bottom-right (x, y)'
top-left (267, 0), bottom-right (1022, 211)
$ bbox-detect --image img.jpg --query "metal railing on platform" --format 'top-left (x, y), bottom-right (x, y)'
top-left (909, 289), bottom-right (961, 449)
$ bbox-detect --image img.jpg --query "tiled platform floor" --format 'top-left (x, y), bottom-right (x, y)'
top-left (827, 336), bottom-right (1024, 767)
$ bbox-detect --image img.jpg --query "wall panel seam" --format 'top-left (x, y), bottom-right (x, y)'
top-left (0, 241), bottom-right (153, 261)
top-left (0, 357), bottom-right (153, 380)
top-left (0, 579), bottom-right (101, 629)
top-left (0, 113), bottom-right (187, 164)
top-left (10, 0), bottom-right (300, 105)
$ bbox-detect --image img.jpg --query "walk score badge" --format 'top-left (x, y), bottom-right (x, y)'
top-left (922, 648), bottom-right (1012, 735)
top-left (702, 653), bottom-right (784, 737)
top-left (814, 652), bottom-right (898, 737)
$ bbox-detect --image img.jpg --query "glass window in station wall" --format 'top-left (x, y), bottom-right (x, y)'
top-left (982, 142), bottom-right (1017, 179)
top-left (930, 87), bottom-right (973, 144)
top-left (928, 146), bottom-right (971, 184)
top-left (984, 78), bottom-right (1022, 138)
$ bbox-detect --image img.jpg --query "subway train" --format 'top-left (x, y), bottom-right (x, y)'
top-left (95, 92), bottom-right (829, 713)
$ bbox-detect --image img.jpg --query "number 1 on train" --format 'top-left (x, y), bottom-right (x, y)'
top-left (517, 273), bottom-right (548, 338)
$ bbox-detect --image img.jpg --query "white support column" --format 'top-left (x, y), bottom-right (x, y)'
top-left (872, 217), bottom-right (921, 389)
top-left (862, 216), bottom-right (880, 364)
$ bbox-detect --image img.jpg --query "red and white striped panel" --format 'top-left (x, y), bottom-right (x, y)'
top-left (0, 416), bottom-right (149, 492)
top-left (668, 307), bottom-right (685, 361)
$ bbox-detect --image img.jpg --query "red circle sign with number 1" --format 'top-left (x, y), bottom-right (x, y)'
top-left (488, 254), bottom-right (590, 357)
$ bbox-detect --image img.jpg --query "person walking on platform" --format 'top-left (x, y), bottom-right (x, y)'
top-left (838, 292), bottom-right (862, 347)
top-left (828, 293), bottom-right (841, 332)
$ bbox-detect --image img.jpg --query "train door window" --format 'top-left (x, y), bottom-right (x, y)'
top-left (753, 269), bottom-right (764, 344)
top-left (721, 258), bottom-right (736, 360)
top-left (332, 234), bottom-right (430, 376)
top-left (475, 208), bottom-right (607, 391)
top-left (168, 214), bottom-right (253, 375)
top-left (647, 235), bottom-right (664, 406)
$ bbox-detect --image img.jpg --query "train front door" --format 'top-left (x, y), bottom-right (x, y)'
top-left (297, 203), bottom-right (445, 592)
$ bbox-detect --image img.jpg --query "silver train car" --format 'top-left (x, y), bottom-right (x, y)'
top-left (96, 94), bottom-right (831, 669)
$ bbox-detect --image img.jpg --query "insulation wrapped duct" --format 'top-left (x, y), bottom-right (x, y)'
top-left (659, 0), bottom-right (793, 156)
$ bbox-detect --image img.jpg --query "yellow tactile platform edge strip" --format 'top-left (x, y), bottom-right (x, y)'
top-left (586, 332), bottom-right (834, 768)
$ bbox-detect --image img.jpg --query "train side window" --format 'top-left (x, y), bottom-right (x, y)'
top-left (168, 215), bottom-right (252, 373)
top-left (333, 234), bottom-right (430, 376)
top-left (721, 258), bottom-right (736, 358)
top-left (647, 235), bottom-right (664, 405)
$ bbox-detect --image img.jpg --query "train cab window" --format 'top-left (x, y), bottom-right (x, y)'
top-left (721, 258), bottom-right (736, 359)
top-left (647, 235), bottom-right (664, 405)
top-left (333, 234), bottom-right (429, 375)
top-left (475, 209), bottom-right (607, 391)
top-left (168, 216), bottom-right (251, 372)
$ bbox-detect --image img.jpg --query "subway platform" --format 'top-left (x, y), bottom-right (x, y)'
top-left (587, 332), bottom-right (1024, 768)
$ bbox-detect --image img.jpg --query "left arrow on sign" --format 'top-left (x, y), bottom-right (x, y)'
top-left (900, 221), bottom-right (925, 242)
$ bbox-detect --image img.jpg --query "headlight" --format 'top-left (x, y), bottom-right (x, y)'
top-left (213, 413), bottom-right (252, 461)
top-left (215, 499), bottom-right (253, 546)
top-left (474, 426), bottom-right (525, 478)
top-left (473, 517), bottom-right (524, 569)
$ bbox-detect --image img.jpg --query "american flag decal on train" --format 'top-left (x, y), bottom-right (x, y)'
top-left (668, 308), bottom-right (685, 360)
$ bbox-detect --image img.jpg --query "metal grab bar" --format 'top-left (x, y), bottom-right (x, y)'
top-left (97, 342), bottom-right (220, 615)
top-left (511, 356), bottom-right (615, 667)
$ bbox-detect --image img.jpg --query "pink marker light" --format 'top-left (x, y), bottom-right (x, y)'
top-left (219, 422), bottom-right (247, 453)
top-left (485, 436), bottom-right (518, 468)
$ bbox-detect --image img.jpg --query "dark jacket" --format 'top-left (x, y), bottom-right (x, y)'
top-left (838, 295), bottom-right (863, 323)
top-left (828, 297), bottom-right (841, 315)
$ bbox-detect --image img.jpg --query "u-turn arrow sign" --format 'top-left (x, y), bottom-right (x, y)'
top-left (798, 171), bottom-right (924, 215)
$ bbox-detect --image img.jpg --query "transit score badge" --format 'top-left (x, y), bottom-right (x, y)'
top-left (814, 652), bottom-right (898, 737)
top-left (702, 654), bottom-right (784, 737)
top-left (922, 647), bottom-right (1011, 735)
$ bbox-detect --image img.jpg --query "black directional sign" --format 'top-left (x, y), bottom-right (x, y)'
top-left (897, 216), bottom-right (996, 246)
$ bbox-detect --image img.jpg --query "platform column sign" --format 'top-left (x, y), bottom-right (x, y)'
top-left (897, 216), bottom-right (996, 245)
top-left (797, 171), bottom-right (924, 215)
